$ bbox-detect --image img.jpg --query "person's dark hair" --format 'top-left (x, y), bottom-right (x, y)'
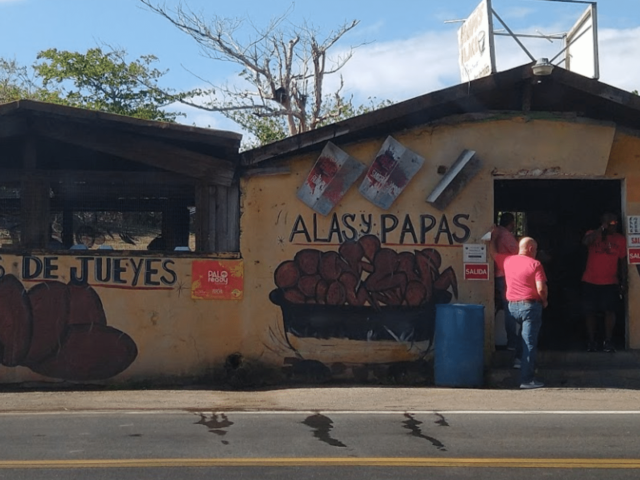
top-left (499, 212), bottom-right (515, 227)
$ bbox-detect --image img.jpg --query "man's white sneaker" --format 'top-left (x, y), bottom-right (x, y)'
top-left (520, 380), bottom-right (544, 389)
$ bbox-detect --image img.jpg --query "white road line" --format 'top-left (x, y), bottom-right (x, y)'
top-left (1, 457), bottom-right (640, 469)
top-left (1, 410), bottom-right (640, 416)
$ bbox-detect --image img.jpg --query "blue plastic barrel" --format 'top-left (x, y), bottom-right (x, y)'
top-left (434, 304), bottom-right (485, 387)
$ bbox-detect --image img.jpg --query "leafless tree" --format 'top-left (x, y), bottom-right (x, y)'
top-left (140, 1), bottom-right (361, 136)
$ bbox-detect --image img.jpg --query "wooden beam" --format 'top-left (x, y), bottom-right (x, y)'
top-left (62, 205), bottom-right (73, 247)
top-left (0, 197), bottom-right (191, 211)
top-left (22, 135), bottom-right (37, 169)
top-left (17, 99), bottom-right (242, 149)
top-left (240, 165), bottom-right (291, 178)
top-left (195, 184), bottom-right (215, 252)
top-left (220, 182), bottom-right (240, 252)
top-left (21, 136), bottom-right (49, 249)
top-left (53, 183), bottom-right (194, 200)
top-left (31, 118), bottom-right (236, 186)
top-left (194, 182), bottom-right (240, 253)
top-left (21, 178), bottom-right (50, 248)
top-left (47, 198), bottom-right (181, 212)
top-left (0, 169), bottom-right (197, 185)
top-left (0, 117), bottom-right (27, 139)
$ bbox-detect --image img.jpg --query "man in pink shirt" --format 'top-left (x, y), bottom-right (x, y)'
top-left (582, 213), bottom-right (626, 353)
top-left (504, 237), bottom-right (548, 389)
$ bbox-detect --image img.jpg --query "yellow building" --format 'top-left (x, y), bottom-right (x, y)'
top-left (239, 64), bottom-right (640, 382)
top-left (1, 63), bottom-right (639, 386)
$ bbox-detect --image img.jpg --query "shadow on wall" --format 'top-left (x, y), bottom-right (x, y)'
top-left (0, 275), bottom-right (137, 381)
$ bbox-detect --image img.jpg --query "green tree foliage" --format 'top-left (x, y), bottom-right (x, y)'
top-left (0, 58), bottom-right (31, 103)
top-left (1, 48), bottom-right (183, 122)
top-left (0, 58), bottom-right (58, 104)
top-left (33, 48), bottom-right (182, 122)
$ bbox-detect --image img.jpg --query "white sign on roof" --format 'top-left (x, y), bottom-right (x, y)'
top-left (457, 0), bottom-right (496, 83)
top-left (565, 4), bottom-right (599, 79)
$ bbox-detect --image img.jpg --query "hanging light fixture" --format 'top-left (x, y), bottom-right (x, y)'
top-left (532, 58), bottom-right (554, 76)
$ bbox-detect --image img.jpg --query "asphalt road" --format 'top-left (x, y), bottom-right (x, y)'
top-left (1, 410), bottom-right (639, 479)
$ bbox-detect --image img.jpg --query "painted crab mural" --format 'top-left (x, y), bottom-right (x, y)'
top-left (0, 274), bottom-right (137, 382)
top-left (270, 235), bottom-right (458, 346)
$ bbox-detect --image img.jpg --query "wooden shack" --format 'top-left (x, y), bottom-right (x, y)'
top-left (0, 100), bottom-right (245, 385)
top-left (0, 100), bottom-right (241, 252)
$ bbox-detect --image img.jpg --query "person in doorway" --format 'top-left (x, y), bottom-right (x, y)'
top-left (491, 213), bottom-right (520, 356)
top-left (581, 212), bottom-right (627, 353)
top-left (493, 213), bottom-right (519, 254)
top-left (504, 237), bottom-right (548, 389)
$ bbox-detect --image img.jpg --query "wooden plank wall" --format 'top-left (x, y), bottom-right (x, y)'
top-left (195, 183), bottom-right (240, 253)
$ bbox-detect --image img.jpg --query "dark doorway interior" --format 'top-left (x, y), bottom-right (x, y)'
top-left (494, 179), bottom-right (624, 351)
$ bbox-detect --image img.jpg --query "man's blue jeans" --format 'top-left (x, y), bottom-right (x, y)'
top-left (496, 276), bottom-right (519, 353)
top-left (508, 301), bottom-right (543, 384)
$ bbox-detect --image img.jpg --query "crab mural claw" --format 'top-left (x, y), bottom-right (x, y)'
top-left (0, 275), bottom-right (137, 382)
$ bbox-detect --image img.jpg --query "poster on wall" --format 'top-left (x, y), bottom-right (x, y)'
top-left (191, 260), bottom-right (244, 300)
top-left (463, 244), bottom-right (486, 263)
top-left (296, 142), bottom-right (366, 216)
top-left (359, 136), bottom-right (425, 210)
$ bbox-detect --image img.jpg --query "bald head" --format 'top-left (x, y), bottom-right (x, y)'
top-left (519, 237), bottom-right (538, 258)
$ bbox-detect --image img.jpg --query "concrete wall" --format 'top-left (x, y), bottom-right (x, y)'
top-left (607, 129), bottom-right (640, 348)
top-left (0, 254), bottom-right (244, 385)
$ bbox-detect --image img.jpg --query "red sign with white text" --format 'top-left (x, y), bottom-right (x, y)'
top-left (191, 260), bottom-right (244, 300)
top-left (464, 263), bottom-right (489, 280)
top-left (628, 248), bottom-right (640, 264)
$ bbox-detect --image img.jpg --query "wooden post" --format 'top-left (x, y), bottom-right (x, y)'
top-left (162, 203), bottom-right (190, 251)
top-left (20, 137), bottom-right (49, 249)
top-left (217, 182), bottom-right (240, 252)
top-left (62, 204), bottom-right (74, 247)
top-left (194, 182), bottom-right (240, 253)
top-left (195, 183), bottom-right (215, 252)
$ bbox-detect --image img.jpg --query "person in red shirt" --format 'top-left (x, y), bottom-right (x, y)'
top-left (491, 213), bottom-right (519, 352)
top-left (582, 213), bottom-right (627, 353)
top-left (504, 237), bottom-right (548, 389)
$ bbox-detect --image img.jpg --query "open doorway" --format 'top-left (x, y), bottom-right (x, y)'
top-left (494, 179), bottom-right (625, 351)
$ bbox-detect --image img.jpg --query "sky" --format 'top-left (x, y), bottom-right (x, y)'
top-left (2, 0), bottom-right (640, 137)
